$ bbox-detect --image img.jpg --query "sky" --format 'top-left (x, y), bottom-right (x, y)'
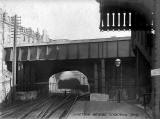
top-left (0, 0), bottom-right (130, 40)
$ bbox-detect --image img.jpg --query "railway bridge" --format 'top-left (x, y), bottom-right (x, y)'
top-left (2, 36), bottom-right (151, 119)
top-left (0, 0), bottom-right (160, 118)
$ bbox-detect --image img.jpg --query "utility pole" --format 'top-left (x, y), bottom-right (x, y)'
top-left (11, 15), bottom-right (21, 102)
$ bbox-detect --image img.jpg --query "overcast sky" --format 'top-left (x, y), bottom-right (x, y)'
top-left (0, 0), bottom-right (130, 40)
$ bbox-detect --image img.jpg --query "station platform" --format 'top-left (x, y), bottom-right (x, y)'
top-left (67, 101), bottom-right (151, 119)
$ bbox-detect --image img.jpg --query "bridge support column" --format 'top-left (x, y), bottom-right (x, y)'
top-left (153, 0), bottom-right (160, 118)
top-left (136, 49), bottom-right (140, 99)
top-left (94, 63), bottom-right (98, 93)
top-left (101, 59), bottom-right (105, 93)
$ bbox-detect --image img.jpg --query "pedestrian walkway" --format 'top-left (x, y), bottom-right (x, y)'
top-left (68, 101), bottom-right (151, 119)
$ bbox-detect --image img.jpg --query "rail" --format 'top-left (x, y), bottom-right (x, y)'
top-left (62, 95), bottom-right (79, 119)
top-left (18, 95), bottom-right (52, 119)
top-left (43, 95), bottom-right (77, 118)
top-left (0, 93), bottom-right (90, 119)
top-left (0, 95), bottom-right (48, 118)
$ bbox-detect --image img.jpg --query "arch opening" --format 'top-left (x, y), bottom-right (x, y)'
top-left (49, 70), bottom-right (90, 95)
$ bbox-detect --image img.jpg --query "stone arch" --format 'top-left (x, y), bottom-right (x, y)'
top-left (49, 70), bottom-right (90, 94)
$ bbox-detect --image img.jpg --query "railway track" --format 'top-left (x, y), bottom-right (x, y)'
top-left (0, 95), bottom-right (50, 118)
top-left (18, 94), bottom-right (79, 119)
top-left (18, 96), bottom-right (55, 119)
top-left (44, 95), bottom-right (78, 119)
top-left (0, 94), bottom-right (89, 119)
top-left (20, 95), bottom-right (64, 119)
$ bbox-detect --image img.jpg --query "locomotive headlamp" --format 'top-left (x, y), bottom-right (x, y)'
top-left (115, 58), bottom-right (121, 67)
